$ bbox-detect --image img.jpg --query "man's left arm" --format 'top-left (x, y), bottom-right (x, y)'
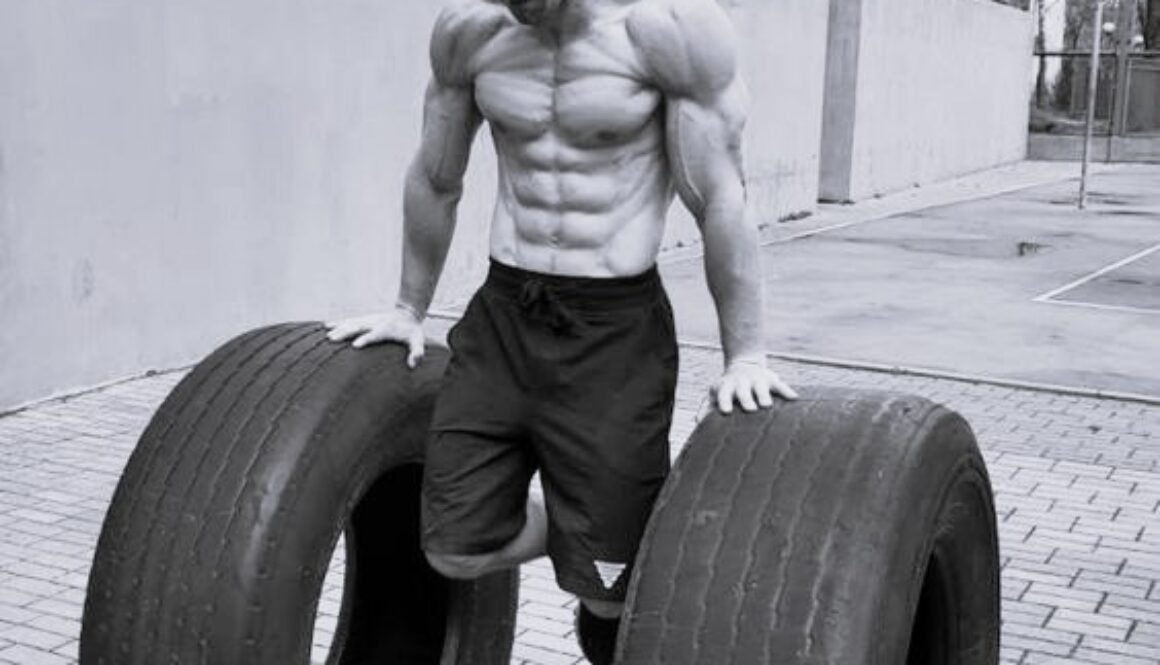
top-left (631, 0), bottom-right (797, 413)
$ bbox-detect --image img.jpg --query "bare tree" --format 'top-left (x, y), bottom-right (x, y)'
top-left (1064, 0), bottom-right (1095, 50)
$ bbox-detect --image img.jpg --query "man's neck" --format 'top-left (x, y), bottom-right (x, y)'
top-left (537, 0), bottom-right (634, 41)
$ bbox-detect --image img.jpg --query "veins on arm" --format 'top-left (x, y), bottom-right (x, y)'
top-left (631, 0), bottom-right (764, 364)
top-left (629, 0), bottom-right (748, 219)
top-left (410, 78), bottom-right (482, 201)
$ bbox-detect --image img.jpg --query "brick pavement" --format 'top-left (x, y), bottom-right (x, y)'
top-left (1, 343), bottom-right (1159, 664)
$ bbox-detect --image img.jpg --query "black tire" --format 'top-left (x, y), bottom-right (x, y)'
top-left (81, 322), bottom-right (518, 665)
top-left (618, 387), bottom-right (999, 664)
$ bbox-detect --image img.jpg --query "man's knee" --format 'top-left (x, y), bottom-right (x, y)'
top-left (425, 551), bottom-right (494, 580)
top-left (581, 597), bottom-right (624, 620)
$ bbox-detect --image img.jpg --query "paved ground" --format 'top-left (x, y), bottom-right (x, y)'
top-left (664, 164), bottom-right (1160, 397)
top-left (1, 162), bottom-right (1159, 664)
top-left (1, 345), bottom-right (1158, 664)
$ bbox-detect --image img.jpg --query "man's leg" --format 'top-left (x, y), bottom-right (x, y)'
top-left (421, 277), bottom-right (540, 578)
top-left (533, 286), bottom-right (677, 665)
top-left (425, 495), bottom-right (549, 580)
top-left (575, 598), bottom-right (624, 665)
top-left (579, 598), bottom-right (622, 619)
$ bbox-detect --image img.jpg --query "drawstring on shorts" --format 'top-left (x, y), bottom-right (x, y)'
top-left (519, 279), bottom-right (581, 333)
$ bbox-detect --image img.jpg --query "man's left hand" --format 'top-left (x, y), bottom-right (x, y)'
top-left (712, 356), bottom-right (798, 414)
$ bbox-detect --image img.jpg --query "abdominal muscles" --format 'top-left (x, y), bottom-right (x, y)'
top-left (489, 123), bottom-right (674, 277)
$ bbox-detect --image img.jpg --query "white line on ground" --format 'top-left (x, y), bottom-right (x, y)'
top-left (760, 218), bottom-right (879, 246)
top-left (1032, 242), bottom-right (1160, 303)
top-left (1037, 297), bottom-right (1160, 316)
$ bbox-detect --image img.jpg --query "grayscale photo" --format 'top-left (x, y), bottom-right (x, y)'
top-left (1, 0), bottom-right (1158, 663)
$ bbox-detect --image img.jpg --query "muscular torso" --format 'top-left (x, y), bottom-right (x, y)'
top-left (390, 1), bottom-right (772, 403)
top-left (465, 4), bottom-right (674, 276)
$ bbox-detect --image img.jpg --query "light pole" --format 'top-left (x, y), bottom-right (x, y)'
top-left (1079, 0), bottom-right (1118, 209)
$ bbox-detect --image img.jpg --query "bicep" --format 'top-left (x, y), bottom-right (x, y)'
top-left (631, 0), bottom-right (747, 217)
top-left (413, 78), bottom-right (483, 193)
top-left (665, 80), bottom-right (748, 219)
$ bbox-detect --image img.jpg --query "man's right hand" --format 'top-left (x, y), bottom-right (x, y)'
top-left (325, 306), bottom-right (426, 369)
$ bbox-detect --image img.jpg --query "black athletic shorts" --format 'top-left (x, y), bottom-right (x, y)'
top-left (421, 259), bottom-right (678, 601)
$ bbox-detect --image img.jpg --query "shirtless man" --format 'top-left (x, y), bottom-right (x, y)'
top-left (327, 0), bottom-right (796, 661)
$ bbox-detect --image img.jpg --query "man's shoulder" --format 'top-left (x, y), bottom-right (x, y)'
top-left (430, 0), bottom-right (510, 86)
top-left (627, 0), bottom-right (739, 98)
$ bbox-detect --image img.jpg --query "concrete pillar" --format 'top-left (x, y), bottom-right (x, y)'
top-left (818, 0), bottom-right (863, 203)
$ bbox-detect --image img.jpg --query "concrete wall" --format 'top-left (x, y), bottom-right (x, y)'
top-left (820, 0), bottom-right (1035, 201)
top-left (0, 0), bottom-right (830, 410)
top-left (0, 0), bottom-right (454, 409)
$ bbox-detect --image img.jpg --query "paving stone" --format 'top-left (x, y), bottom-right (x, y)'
top-left (26, 615), bottom-right (79, 640)
top-left (0, 589), bottom-right (39, 608)
top-left (23, 598), bottom-right (81, 622)
top-left (510, 642), bottom-right (584, 665)
top-left (1071, 570), bottom-right (1153, 599)
top-left (2, 577), bottom-right (67, 599)
top-left (1046, 609), bottom-right (1133, 642)
top-left (1101, 596), bottom-right (1160, 624)
top-left (0, 623), bottom-right (70, 651)
top-left (1022, 583), bottom-right (1105, 613)
top-left (50, 640), bottom-right (77, 660)
top-left (0, 643), bottom-right (72, 665)
top-left (518, 630), bottom-right (584, 657)
top-left (1083, 635), bottom-right (1160, 661)
top-left (517, 619), bottom-right (574, 644)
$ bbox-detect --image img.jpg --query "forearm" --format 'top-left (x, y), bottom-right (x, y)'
top-left (396, 165), bottom-right (462, 318)
top-left (700, 196), bottom-right (766, 365)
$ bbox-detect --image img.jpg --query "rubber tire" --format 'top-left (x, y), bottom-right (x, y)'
top-left (80, 322), bottom-right (518, 665)
top-left (617, 386), bottom-right (1000, 664)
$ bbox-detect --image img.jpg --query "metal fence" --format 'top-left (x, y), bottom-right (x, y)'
top-left (1031, 51), bottom-right (1160, 137)
top-left (1125, 53), bottom-right (1160, 134)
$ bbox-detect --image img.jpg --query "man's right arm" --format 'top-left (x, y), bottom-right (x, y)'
top-left (327, 7), bottom-right (488, 364)
top-left (397, 75), bottom-right (483, 319)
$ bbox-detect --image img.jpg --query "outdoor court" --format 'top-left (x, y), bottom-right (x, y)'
top-left (664, 164), bottom-right (1160, 398)
top-left (0, 163), bottom-right (1157, 664)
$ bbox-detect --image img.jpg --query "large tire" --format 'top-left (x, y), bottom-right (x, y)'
top-left (618, 387), bottom-right (999, 664)
top-left (81, 322), bottom-right (518, 665)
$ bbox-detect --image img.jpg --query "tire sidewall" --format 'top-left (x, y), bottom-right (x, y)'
top-left (235, 345), bottom-right (445, 662)
top-left (875, 410), bottom-right (999, 664)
